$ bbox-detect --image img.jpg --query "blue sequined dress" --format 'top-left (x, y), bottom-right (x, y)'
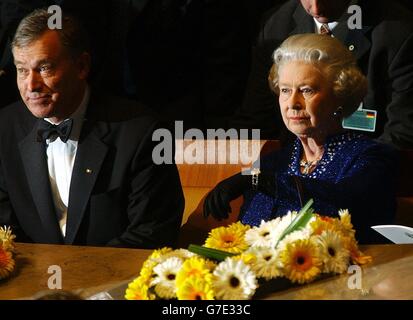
top-left (240, 131), bottom-right (398, 243)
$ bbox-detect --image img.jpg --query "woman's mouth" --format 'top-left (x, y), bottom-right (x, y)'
top-left (289, 116), bottom-right (309, 121)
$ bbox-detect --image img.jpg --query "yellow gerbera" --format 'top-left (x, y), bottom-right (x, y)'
top-left (317, 231), bottom-right (350, 274)
top-left (138, 264), bottom-right (155, 284)
top-left (125, 277), bottom-right (155, 300)
top-left (233, 252), bottom-right (257, 266)
top-left (0, 226), bottom-right (16, 252)
top-left (309, 215), bottom-right (339, 236)
top-left (230, 221), bottom-right (250, 233)
top-left (148, 247), bottom-right (173, 262)
top-left (205, 222), bottom-right (249, 254)
top-left (0, 247), bottom-right (15, 279)
top-left (176, 257), bottom-right (214, 287)
top-left (280, 239), bottom-right (322, 284)
top-left (176, 276), bottom-right (214, 300)
top-left (338, 209), bottom-right (356, 238)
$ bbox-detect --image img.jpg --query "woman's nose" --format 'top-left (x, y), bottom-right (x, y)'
top-left (288, 91), bottom-right (304, 110)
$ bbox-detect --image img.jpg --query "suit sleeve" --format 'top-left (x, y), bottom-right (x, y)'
top-left (380, 32), bottom-right (413, 147)
top-left (0, 157), bottom-right (12, 224)
top-left (0, 156), bottom-right (25, 239)
top-left (293, 143), bottom-right (399, 244)
top-left (106, 122), bottom-right (184, 249)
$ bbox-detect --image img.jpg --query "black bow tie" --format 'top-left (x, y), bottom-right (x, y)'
top-left (37, 119), bottom-right (74, 143)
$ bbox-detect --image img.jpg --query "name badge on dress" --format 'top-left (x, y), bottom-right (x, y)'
top-left (342, 103), bottom-right (377, 132)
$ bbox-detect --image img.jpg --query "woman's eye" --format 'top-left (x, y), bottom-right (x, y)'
top-left (280, 88), bottom-right (290, 94)
top-left (301, 88), bottom-right (314, 94)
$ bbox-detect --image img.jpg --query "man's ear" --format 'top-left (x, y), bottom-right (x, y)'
top-left (77, 52), bottom-right (91, 80)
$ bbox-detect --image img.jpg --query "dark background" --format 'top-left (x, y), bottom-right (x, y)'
top-left (1, 0), bottom-right (413, 133)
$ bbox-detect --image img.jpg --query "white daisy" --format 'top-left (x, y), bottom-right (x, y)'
top-left (245, 218), bottom-right (282, 248)
top-left (278, 210), bottom-right (298, 230)
top-left (271, 211), bottom-right (300, 242)
top-left (317, 230), bottom-right (350, 274)
top-left (147, 248), bottom-right (195, 268)
top-left (151, 257), bottom-right (183, 299)
top-left (277, 210), bottom-right (315, 232)
top-left (212, 257), bottom-right (257, 300)
top-left (246, 247), bottom-right (282, 280)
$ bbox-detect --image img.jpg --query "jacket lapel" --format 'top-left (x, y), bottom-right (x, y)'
top-left (64, 117), bottom-right (109, 244)
top-left (333, 10), bottom-right (372, 61)
top-left (18, 120), bottom-right (64, 244)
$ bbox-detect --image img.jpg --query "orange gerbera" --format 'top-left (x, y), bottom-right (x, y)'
top-left (0, 247), bottom-right (15, 279)
top-left (343, 236), bottom-right (373, 265)
top-left (280, 239), bottom-right (322, 284)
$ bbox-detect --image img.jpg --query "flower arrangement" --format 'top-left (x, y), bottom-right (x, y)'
top-left (125, 199), bottom-right (372, 300)
top-left (0, 226), bottom-right (16, 280)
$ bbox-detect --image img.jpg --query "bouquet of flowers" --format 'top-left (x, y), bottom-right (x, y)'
top-left (0, 226), bottom-right (16, 280)
top-left (125, 199), bottom-right (372, 300)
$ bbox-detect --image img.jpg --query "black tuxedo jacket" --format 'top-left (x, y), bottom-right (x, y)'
top-left (230, 0), bottom-right (413, 148)
top-left (0, 93), bottom-right (184, 248)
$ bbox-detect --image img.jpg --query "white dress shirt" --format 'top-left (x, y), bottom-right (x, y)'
top-left (45, 86), bottom-right (90, 237)
top-left (313, 19), bottom-right (339, 35)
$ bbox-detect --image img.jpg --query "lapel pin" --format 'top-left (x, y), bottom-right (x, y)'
top-left (86, 168), bottom-right (92, 174)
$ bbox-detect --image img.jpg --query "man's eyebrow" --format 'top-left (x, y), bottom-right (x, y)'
top-left (14, 59), bottom-right (52, 66)
top-left (37, 59), bottom-right (52, 65)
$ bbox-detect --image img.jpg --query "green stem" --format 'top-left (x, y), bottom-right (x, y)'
top-left (188, 244), bottom-right (236, 261)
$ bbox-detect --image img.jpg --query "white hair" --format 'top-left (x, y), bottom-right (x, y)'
top-left (269, 33), bottom-right (367, 116)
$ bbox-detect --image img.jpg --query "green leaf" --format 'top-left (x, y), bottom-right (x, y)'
top-left (276, 198), bottom-right (315, 247)
top-left (188, 244), bottom-right (236, 261)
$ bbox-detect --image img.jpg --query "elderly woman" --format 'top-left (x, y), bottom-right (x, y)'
top-left (204, 34), bottom-right (398, 243)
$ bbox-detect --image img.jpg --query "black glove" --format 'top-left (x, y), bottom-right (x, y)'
top-left (203, 171), bottom-right (278, 220)
top-left (203, 173), bottom-right (250, 220)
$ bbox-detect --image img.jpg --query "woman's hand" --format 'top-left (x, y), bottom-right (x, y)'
top-left (203, 171), bottom-right (278, 220)
top-left (203, 173), bottom-right (250, 220)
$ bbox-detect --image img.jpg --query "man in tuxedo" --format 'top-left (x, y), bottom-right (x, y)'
top-left (0, 0), bottom-right (112, 109)
top-left (0, 8), bottom-right (184, 248)
top-left (230, 0), bottom-right (413, 148)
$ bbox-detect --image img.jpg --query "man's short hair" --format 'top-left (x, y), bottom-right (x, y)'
top-left (11, 7), bottom-right (90, 58)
